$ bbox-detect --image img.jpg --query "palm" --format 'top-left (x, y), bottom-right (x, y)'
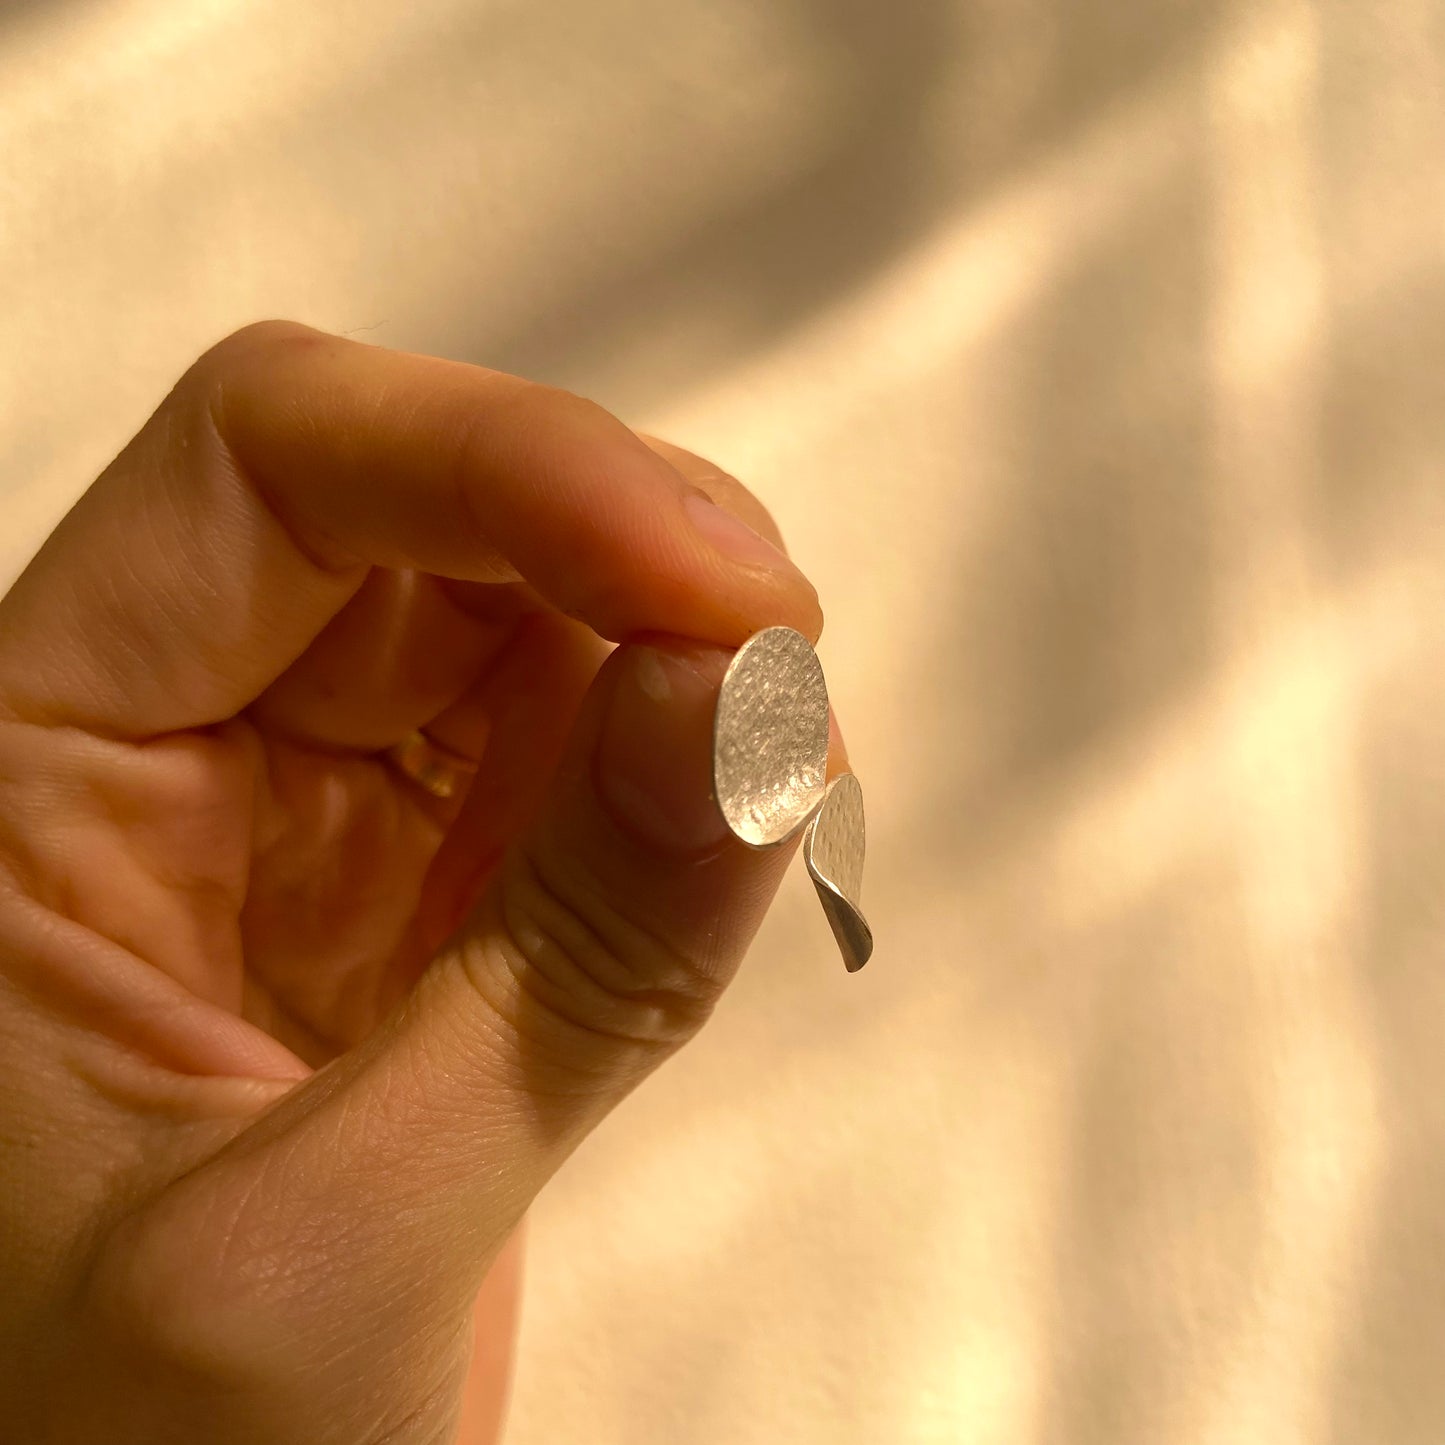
top-left (150, 569), bottom-right (600, 1072)
top-left (236, 730), bottom-right (445, 1064)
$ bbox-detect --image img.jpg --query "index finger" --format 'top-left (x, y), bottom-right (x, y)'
top-left (0, 322), bottom-right (821, 737)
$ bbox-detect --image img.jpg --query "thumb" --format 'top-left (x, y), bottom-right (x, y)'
top-left (108, 638), bottom-right (800, 1435)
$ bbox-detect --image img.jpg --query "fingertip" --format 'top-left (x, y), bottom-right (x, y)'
top-left (637, 437), bottom-right (823, 645)
top-left (594, 641), bottom-right (734, 857)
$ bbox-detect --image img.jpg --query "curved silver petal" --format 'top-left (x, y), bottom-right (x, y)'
top-left (803, 773), bottom-right (873, 972)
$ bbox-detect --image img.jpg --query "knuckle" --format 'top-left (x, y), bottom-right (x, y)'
top-left (80, 1209), bottom-right (278, 1391)
top-left (155, 319), bottom-right (305, 438)
top-left (198, 318), bottom-right (321, 376)
top-left (76, 1169), bottom-right (333, 1398)
top-left (458, 845), bottom-right (719, 1077)
top-left (180, 320), bottom-right (328, 425)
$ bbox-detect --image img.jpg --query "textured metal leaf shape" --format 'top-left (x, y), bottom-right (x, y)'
top-left (803, 773), bottom-right (873, 972)
top-left (712, 626), bottom-right (830, 848)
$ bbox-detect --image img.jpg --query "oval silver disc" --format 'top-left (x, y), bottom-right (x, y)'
top-left (712, 626), bottom-right (830, 848)
top-left (803, 772), bottom-right (873, 972)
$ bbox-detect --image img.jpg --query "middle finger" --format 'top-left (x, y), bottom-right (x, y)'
top-left (247, 571), bottom-right (531, 752)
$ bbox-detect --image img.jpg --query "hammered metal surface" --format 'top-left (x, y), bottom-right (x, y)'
top-left (712, 626), bottom-right (830, 848)
top-left (803, 773), bottom-right (874, 972)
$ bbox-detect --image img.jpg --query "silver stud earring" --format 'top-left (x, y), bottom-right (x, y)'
top-left (711, 626), bottom-right (873, 972)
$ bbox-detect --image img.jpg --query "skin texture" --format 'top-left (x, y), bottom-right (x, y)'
top-left (0, 323), bottom-right (833, 1444)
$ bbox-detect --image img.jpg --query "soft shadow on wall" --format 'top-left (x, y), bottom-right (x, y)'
top-left (436, 0), bottom-right (1224, 418)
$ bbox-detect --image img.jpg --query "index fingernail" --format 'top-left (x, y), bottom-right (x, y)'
top-left (683, 491), bottom-right (793, 574)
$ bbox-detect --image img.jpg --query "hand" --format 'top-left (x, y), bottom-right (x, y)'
top-left (0, 322), bottom-right (826, 1444)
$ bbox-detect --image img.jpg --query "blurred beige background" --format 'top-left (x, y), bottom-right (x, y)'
top-left (4, 0), bottom-right (1445, 1440)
